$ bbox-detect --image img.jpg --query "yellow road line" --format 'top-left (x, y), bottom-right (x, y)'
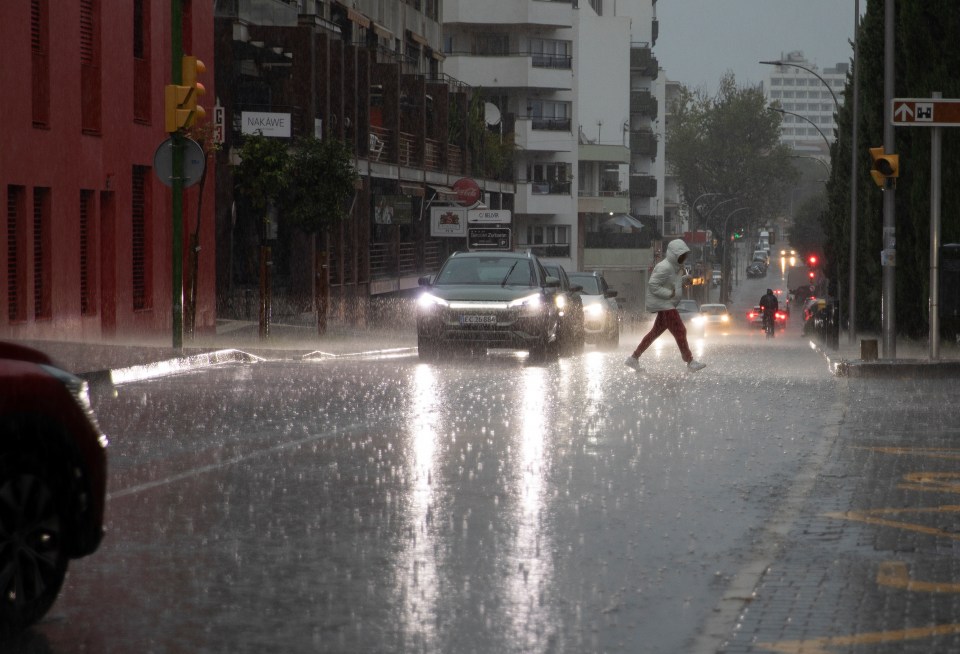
top-left (757, 623), bottom-right (960, 653)
top-left (876, 561), bottom-right (960, 593)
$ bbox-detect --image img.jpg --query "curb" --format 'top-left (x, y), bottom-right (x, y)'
top-left (79, 349), bottom-right (264, 388)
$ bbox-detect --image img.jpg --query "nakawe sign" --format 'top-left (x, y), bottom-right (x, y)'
top-left (241, 111), bottom-right (292, 137)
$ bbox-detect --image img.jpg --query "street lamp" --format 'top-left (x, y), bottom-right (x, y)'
top-left (760, 59), bottom-right (840, 110)
top-left (789, 154), bottom-right (831, 177)
top-left (768, 106), bottom-right (832, 153)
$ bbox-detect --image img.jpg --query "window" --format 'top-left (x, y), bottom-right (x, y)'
top-left (81, 0), bottom-right (102, 134)
top-left (33, 188), bottom-right (51, 320)
top-left (529, 38), bottom-right (571, 69)
top-left (80, 190), bottom-right (97, 316)
top-left (526, 225), bottom-right (570, 245)
top-left (474, 33), bottom-right (509, 56)
top-left (7, 186), bottom-right (27, 322)
top-left (31, 0), bottom-right (50, 128)
top-left (133, 0), bottom-right (151, 123)
top-left (526, 162), bottom-right (572, 194)
top-left (132, 166), bottom-right (152, 311)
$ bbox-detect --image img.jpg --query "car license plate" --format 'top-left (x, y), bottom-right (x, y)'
top-left (460, 314), bottom-right (496, 326)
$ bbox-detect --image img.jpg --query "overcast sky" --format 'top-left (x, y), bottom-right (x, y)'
top-left (653, 0), bottom-right (864, 93)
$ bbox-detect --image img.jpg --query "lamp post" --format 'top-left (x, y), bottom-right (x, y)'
top-left (768, 107), bottom-right (831, 154)
top-left (789, 154), bottom-right (831, 177)
top-left (760, 59), bottom-right (839, 109)
top-left (720, 206), bottom-right (752, 304)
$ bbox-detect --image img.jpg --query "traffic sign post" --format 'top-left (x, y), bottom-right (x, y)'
top-left (892, 98), bottom-right (960, 126)
top-left (891, 94), bottom-right (956, 359)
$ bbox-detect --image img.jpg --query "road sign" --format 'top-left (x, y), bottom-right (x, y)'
top-left (891, 98), bottom-right (960, 127)
top-left (467, 227), bottom-right (511, 251)
top-left (153, 137), bottom-right (205, 188)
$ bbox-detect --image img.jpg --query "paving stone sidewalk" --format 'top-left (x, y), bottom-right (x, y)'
top-left (717, 373), bottom-right (960, 653)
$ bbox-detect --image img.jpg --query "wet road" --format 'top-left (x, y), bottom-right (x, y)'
top-left (12, 276), bottom-right (842, 654)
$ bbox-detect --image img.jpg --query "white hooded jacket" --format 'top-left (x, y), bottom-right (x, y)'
top-left (645, 239), bottom-right (691, 313)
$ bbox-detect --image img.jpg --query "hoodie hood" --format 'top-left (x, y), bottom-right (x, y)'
top-left (665, 239), bottom-right (691, 266)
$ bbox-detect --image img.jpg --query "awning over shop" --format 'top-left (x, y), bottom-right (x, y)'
top-left (427, 184), bottom-right (459, 199)
top-left (399, 184), bottom-right (425, 197)
top-left (407, 29), bottom-right (429, 46)
top-left (602, 213), bottom-right (644, 230)
top-left (333, 1), bottom-right (371, 28)
top-left (371, 21), bottom-right (392, 40)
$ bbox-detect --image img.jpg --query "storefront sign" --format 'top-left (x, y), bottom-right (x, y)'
top-left (431, 207), bottom-right (467, 237)
top-left (241, 112), bottom-right (292, 138)
top-left (468, 209), bottom-right (510, 224)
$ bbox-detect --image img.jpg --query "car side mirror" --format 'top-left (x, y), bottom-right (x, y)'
top-left (544, 276), bottom-right (560, 288)
top-left (418, 275), bottom-right (433, 287)
top-left (605, 290), bottom-right (618, 298)
top-left (570, 284), bottom-right (583, 293)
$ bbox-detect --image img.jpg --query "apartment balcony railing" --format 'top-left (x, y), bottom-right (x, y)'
top-left (531, 117), bottom-right (571, 131)
top-left (630, 43), bottom-right (659, 79)
top-left (530, 180), bottom-right (571, 195)
top-left (630, 90), bottom-right (658, 119)
top-left (630, 129), bottom-right (658, 157)
top-left (629, 175), bottom-right (657, 197)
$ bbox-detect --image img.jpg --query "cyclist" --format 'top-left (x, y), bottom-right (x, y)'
top-left (759, 288), bottom-right (779, 334)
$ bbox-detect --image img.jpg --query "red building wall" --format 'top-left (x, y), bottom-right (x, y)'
top-left (0, 0), bottom-right (215, 342)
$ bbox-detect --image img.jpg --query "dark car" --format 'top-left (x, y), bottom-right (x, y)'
top-left (568, 271), bottom-right (620, 347)
top-left (541, 263), bottom-right (586, 355)
top-left (0, 342), bottom-right (108, 638)
top-left (416, 251), bottom-right (565, 360)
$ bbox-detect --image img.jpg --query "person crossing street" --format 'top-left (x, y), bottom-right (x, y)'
top-left (624, 238), bottom-right (707, 373)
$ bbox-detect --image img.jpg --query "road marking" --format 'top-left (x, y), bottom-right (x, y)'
top-left (877, 561), bottom-right (960, 593)
top-left (756, 623), bottom-right (960, 654)
top-left (824, 506), bottom-right (960, 540)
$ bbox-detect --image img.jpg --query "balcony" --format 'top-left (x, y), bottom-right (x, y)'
top-left (578, 190), bottom-right (629, 215)
top-left (629, 175), bottom-right (657, 197)
top-left (515, 117), bottom-right (572, 152)
top-left (515, 181), bottom-right (575, 214)
top-left (630, 91), bottom-right (658, 119)
top-left (630, 44), bottom-right (659, 79)
top-left (445, 0), bottom-right (573, 29)
top-left (630, 129), bottom-right (658, 157)
top-left (443, 54), bottom-right (573, 91)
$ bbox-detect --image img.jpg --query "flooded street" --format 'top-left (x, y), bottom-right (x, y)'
top-left (9, 281), bottom-right (845, 653)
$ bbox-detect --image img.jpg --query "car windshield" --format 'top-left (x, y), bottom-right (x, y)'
top-left (568, 275), bottom-right (601, 294)
top-left (701, 305), bottom-right (727, 315)
top-left (434, 256), bottom-right (536, 287)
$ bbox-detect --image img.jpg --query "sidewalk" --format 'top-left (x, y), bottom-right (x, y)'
top-left (817, 330), bottom-right (960, 377)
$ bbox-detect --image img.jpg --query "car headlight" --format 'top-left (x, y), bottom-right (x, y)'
top-left (720, 314), bottom-right (729, 323)
top-left (509, 293), bottom-right (543, 313)
top-left (585, 303), bottom-right (605, 317)
top-left (554, 294), bottom-right (567, 310)
top-left (39, 364), bottom-right (108, 447)
top-left (692, 316), bottom-right (706, 325)
top-left (417, 292), bottom-right (448, 312)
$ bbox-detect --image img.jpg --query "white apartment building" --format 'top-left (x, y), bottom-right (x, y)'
top-left (763, 50), bottom-right (847, 158)
top-left (442, 0), bottom-right (662, 272)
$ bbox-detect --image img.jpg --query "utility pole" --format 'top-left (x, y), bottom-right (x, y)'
top-left (170, 0), bottom-right (184, 349)
top-left (881, 0), bottom-right (896, 357)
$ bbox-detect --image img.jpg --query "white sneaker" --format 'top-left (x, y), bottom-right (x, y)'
top-left (687, 360), bottom-right (707, 372)
top-left (624, 356), bottom-right (642, 372)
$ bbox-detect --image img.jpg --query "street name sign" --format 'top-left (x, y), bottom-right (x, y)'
top-left (891, 98), bottom-right (960, 127)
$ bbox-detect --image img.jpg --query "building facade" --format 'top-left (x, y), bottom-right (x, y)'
top-left (763, 50), bottom-right (847, 158)
top-left (0, 0), bottom-right (217, 341)
top-left (215, 0), bottom-right (511, 324)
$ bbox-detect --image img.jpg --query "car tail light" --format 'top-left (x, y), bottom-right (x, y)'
top-left (775, 311), bottom-right (787, 321)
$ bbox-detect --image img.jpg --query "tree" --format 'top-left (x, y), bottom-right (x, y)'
top-left (234, 133), bottom-right (290, 339)
top-left (826, 0), bottom-right (960, 339)
top-left (283, 136), bottom-right (359, 334)
top-left (667, 73), bottom-right (798, 235)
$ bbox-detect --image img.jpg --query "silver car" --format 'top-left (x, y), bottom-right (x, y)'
top-left (568, 271), bottom-right (620, 347)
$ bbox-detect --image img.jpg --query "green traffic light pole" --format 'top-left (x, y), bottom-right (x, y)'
top-left (170, 0), bottom-right (184, 348)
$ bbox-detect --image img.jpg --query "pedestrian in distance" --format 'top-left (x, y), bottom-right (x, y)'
top-left (624, 238), bottom-right (707, 373)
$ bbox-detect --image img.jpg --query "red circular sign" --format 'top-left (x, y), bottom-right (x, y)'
top-left (453, 178), bottom-right (481, 207)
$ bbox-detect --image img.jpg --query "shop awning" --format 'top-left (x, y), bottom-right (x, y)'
top-left (399, 184), bottom-right (424, 197)
top-left (334, 1), bottom-right (371, 28)
top-left (407, 29), bottom-right (429, 46)
top-left (428, 184), bottom-right (459, 199)
top-left (602, 214), bottom-right (644, 230)
top-left (371, 21), bottom-right (392, 40)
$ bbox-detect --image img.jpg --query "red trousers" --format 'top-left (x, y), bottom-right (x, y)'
top-left (631, 309), bottom-right (693, 363)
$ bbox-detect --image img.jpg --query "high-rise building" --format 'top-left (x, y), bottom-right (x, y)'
top-left (763, 51), bottom-right (847, 157)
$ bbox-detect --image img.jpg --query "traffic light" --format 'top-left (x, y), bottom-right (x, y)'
top-left (869, 147), bottom-right (899, 188)
top-left (164, 55), bottom-right (206, 132)
top-left (808, 254), bottom-right (818, 267)
top-left (807, 254), bottom-right (819, 281)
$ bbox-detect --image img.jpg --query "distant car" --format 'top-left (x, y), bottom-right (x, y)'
top-left (542, 263), bottom-right (586, 355)
top-left (0, 342), bottom-right (108, 637)
top-left (416, 251), bottom-right (564, 360)
top-left (746, 263), bottom-right (766, 278)
top-left (710, 270), bottom-right (721, 287)
top-left (677, 299), bottom-right (701, 333)
top-left (568, 271), bottom-right (620, 347)
top-left (694, 303), bottom-right (732, 333)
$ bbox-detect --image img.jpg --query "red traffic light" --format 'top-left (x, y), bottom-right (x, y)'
top-left (808, 255), bottom-right (818, 266)
top-left (808, 270), bottom-right (816, 280)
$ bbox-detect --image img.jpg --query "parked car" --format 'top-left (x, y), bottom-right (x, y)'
top-left (415, 251), bottom-right (564, 360)
top-left (710, 269), bottom-right (722, 287)
top-left (746, 263), bottom-right (767, 278)
top-left (541, 263), bottom-right (586, 355)
top-left (694, 303), bottom-right (732, 333)
top-left (0, 342), bottom-right (108, 638)
top-left (568, 271), bottom-right (620, 347)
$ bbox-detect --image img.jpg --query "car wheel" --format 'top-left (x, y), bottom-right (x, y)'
top-left (605, 327), bottom-right (620, 347)
top-left (0, 458), bottom-right (70, 637)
